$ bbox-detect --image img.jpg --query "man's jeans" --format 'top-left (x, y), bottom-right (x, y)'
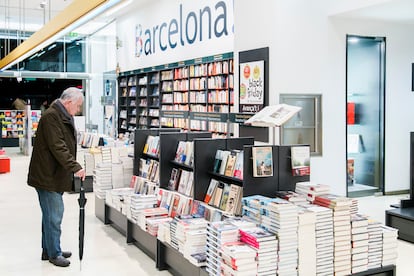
top-left (36, 188), bottom-right (64, 258)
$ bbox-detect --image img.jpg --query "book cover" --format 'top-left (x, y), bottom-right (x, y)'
top-left (224, 151), bottom-right (238, 177)
top-left (168, 168), bottom-right (181, 191)
top-left (212, 182), bottom-right (225, 208)
top-left (204, 179), bottom-right (219, 203)
top-left (218, 150), bottom-right (231, 175)
top-left (219, 183), bottom-right (231, 211)
top-left (291, 145), bottom-right (311, 176)
top-left (213, 150), bottom-right (223, 173)
top-left (225, 184), bottom-right (241, 214)
top-left (244, 103), bottom-right (302, 127)
top-left (232, 151), bottom-right (244, 180)
top-left (252, 146), bottom-right (273, 177)
top-left (174, 141), bottom-right (187, 163)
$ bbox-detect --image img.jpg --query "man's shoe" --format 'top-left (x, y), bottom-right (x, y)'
top-left (49, 255), bottom-right (70, 267)
top-left (42, 251), bottom-right (72, 260)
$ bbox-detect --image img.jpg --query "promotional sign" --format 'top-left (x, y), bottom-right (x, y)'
top-left (239, 60), bottom-right (264, 113)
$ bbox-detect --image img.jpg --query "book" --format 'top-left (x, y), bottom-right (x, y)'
top-left (291, 145), bottom-right (311, 176)
top-left (232, 150), bottom-right (244, 179)
top-left (225, 184), bottom-right (242, 214)
top-left (167, 168), bottom-right (181, 191)
top-left (213, 150), bottom-right (224, 173)
top-left (252, 146), bottom-right (273, 177)
top-left (244, 103), bottom-right (302, 127)
top-left (224, 150), bottom-right (238, 177)
top-left (218, 150), bottom-right (231, 175)
top-left (212, 182), bottom-right (225, 207)
top-left (204, 179), bottom-right (219, 203)
top-left (219, 183), bottom-right (231, 211)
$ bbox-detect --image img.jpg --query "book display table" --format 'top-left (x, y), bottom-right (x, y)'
top-left (0, 156), bottom-right (10, 173)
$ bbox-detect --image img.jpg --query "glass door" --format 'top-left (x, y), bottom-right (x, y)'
top-left (346, 35), bottom-right (385, 197)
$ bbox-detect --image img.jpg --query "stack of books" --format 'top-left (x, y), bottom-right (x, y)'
top-left (146, 215), bottom-right (172, 236)
top-left (175, 217), bottom-right (208, 261)
top-left (101, 146), bottom-right (112, 164)
top-left (157, 220), bottom-right (171, 243)
top-left (261, 198), bottom-right (298, 275)
top-left (307, 205), bottom-right (334, 276)
top-left (367, 218), bottom-right (383, 269)
top-left (350, 198), bottom-right (359, 215)
top-left (220, 242), bottom-right (258, 276)
top-left (297, 206), bottom-right (316, 276)
top-left (105, 187), bottom-right (134, 215)
top-left (93, 162), bottom-right (112, 199)
top-left (314, 194), bottom-right (352, 275)
top-left (274, 190), bottom-right (308, 205)
top-left (295, 181), bottom-right (330, 202)
top-left (112, 163), bottom-right (125, 189)
top-left (120, 155), bottom-right (134, 186)
top-left (351, 214), bottom-right (369, 273)
top-left (381, 225), bottom-right (398, 267)
top-left (136, 207), bottom-right (168, 232)
top-left (242, 195), bottom-right (270, 225)
top-left (239, 227), bottom-right (278, 275)
top-left (206, 221), bottom-right (239, 276)
top-left (129, 194), bottom-right (158, 223)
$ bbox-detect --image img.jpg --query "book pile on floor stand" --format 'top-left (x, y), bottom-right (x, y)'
top-left (93, 128), bottom-right (397, 276)
top-left (351, 214), bottom-right (370, 273)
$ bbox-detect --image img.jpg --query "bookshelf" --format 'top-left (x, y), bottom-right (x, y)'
top-left (0, 109), bottom-right (41, 147)
top-left (118, 75), bottom-right (135, 135)
top-left (118, 53), bottom-right (234, 138)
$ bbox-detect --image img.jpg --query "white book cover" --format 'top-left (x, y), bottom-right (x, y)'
top-left (244, 103), bottom-right (302, 127)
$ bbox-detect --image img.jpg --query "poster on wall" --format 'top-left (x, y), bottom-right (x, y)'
top-left (239, 60), bottom-right (265, 113)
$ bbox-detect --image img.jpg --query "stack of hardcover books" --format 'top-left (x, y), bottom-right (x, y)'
top-left (297, 206), bottom-right (317, 275)
top-left (206, 221), bottom-right (239, 276)
top-left (314, 194), bottom-right (353, 275)
top-left (295, 181), bottom-right (330, 202)
top-left (239, 227), bottom-right (278, 275)
top-left (129, 193), bottom-right (158, 223)
top-left (174, 216), bottom-right (208, 261)
top-left (307, 205), bottom-right (334, 275)
top-left (380, 225), bottom-right (399, 267)
top-left (261, 198), bottom-right (298, 275)
top-left (146, 215), bottom-right (172, 236)
top-left (367, 218), bottom-right (383, 269)
top-left (351, 214), bottom-right (369, 273)
top-left (220, 241), bottom-right (258, 276)
top-left (136, 207), bottom-right (168, 232)
top-left (241, 195), bottom-right (270, 225)
top-left (93, 162), bottom-right (112, 199)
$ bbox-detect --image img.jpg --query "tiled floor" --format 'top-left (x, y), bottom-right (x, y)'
top-left (0, 147), bottom-right (412, 275)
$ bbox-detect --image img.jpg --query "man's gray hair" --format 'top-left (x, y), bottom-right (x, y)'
top-left (60, 87), bottom-right (84, 102)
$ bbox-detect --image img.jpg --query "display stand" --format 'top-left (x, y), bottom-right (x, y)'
top-left (386, 132), bottom-right (414, 243)
top-left (127, 221), bottom-right (158, 260)
top-left (93, 132), bottom-right (398, 275)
